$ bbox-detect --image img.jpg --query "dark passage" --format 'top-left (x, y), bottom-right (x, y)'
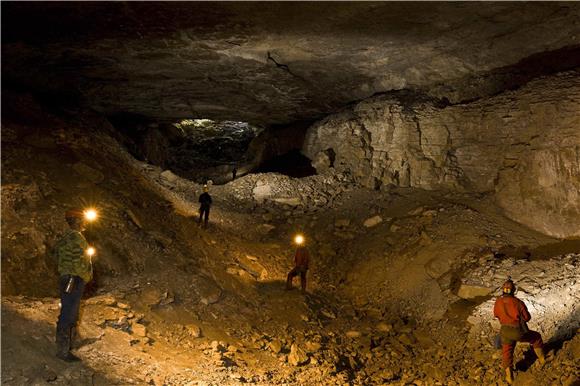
top-left (254, 149), bottom-right (316, 178)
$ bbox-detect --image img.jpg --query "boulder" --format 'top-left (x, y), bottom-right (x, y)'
top-left (160, 170), bottom-right (179, 183)
top-left (185, 324), bottom-right (202, 338)
top-left (73, 162), bottom-right (104, 184)
top-left (131, 323), bottom-right (147, 337)
top-left (424, 255), bottom-right (452, 279)
top-left (200, 291), bottom-right (221, 305)
top-left (457, 284), bottom-right (492, 299)
top-left (253, 184), bottom-right (273, 203)
top-left (346, 330), bottom-right (361, 338)
top-left (363, 215), bottom-right (383, 228)
top-left (271, 197), bottom-right (301, 206)
top-left (288, 343), bottom-right (309, 366)
top-left (268, 340), bottom-right (282, 354)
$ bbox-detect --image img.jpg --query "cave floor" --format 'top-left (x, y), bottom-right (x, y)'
top-left (2, 124), bottom-right (579, 385)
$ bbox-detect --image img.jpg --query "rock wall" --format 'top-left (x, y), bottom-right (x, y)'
top-left (303, 71), bottom-right (580, 238)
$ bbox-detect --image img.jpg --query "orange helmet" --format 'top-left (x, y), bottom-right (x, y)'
top-left (502, 277), bottom-right (516, 295)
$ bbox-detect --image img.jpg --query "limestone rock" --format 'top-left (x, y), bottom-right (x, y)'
top-left (424, 255), bottom-right (452, 279)
top-left (363, 216), bottom-right (383, 228)
top-left (346, 330), bottom-right (361, 338)
top-left (376, 322), bottom-right (393, 333)
top-left (268, 340), bottom-right (282, 354)
top-left (131, 323), bottom-right (147, 337)
top-left (200, 291), bottom-right (221, 305)
top-left (457, 284), bottom-right (492, 299)
top-left (288, 343), bottom-right (309, 366)
top-left (253, 184), bottom-right (272, 203)
top-left (185, 324), bottom-right (202, 338)
top-left (73, 162), bottom-right (104, 184)
top-left (160, 170), bottom-right (179, 183)
top-left (271, 197), bottom-right (301, 207)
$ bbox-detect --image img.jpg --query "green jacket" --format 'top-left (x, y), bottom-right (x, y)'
top-left (55, 230), bottom-right (93, 283)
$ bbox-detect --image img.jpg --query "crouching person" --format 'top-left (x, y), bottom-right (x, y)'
top-left (493, 277), bottom-right (545, 384)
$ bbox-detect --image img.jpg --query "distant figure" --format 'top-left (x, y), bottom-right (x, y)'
top-left (54, 210), bottom-right (93, 362)
top-left (198, 185), bottom-right (212, 228)
top-left (493, 277), bottom-right (545, 384)
top-left (232, 166), bottom-right (238, 181)
top-left (286, 234), bottom-right (310, 292)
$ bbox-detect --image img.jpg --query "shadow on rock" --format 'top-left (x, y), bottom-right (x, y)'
top-left (1, 302), bottom-right (118, 385)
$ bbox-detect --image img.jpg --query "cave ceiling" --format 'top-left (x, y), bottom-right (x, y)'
top-left (2, 2), bottom-right (580, 126)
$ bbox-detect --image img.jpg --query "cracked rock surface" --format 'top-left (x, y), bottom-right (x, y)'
top-left (3, 3), bottom-right (580, 125)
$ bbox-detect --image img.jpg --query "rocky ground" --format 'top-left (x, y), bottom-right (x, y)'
top-left (2, 97), bottom-right (579, 385)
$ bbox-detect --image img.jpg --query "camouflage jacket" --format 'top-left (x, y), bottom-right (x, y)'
top-left (55, 230), bottom-right (93, 283)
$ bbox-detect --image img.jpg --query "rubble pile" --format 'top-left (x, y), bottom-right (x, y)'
top-left (465, 254), bottom-right (580, 344)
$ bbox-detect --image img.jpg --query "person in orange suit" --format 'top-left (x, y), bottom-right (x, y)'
top-left (493, 277), bottom-right (545, 384)
top-left (286, 234), bottom-right (310, 292)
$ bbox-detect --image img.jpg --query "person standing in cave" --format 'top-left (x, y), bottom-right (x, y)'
top-left (232, 166), bottom-right (238, 181)
top-left (286, 235), bottom-right (310, 292)
top-left (493, 277), bottom-right (545, 384)
top-left (54, 210), bottom-right (93, 362)
top-left (198, 184), bottom-right (212, 228)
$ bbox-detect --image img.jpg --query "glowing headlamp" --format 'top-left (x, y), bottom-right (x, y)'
top-left (86, 246), bottom-right (96, 257)
top-left (294, 234), bottom-right (305, 245)
top-left (83, 208), bottom-right (98, 222)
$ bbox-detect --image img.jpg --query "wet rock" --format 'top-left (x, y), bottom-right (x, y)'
top-left (335, 219), bottom-right (351, 228)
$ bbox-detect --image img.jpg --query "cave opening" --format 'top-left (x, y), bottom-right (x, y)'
top-left (108, 115), bottom-right (262, 184)
top-left (253, 149), bottom-right (317, 178)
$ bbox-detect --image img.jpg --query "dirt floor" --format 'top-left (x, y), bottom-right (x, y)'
top-left (1, 98), bottom-right (579, 385)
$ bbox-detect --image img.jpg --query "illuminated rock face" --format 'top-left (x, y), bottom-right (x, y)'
top-left (304, 71), bottom-right (580, 238)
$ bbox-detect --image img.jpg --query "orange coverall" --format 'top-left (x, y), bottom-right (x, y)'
top-left (286, 247), bottom-right (310, 291)
top-left (493, 295), bottom-right (543, 368)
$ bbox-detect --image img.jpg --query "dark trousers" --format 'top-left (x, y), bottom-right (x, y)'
top-left (286, 265), bottom-right (308, 291)
top-left (199, 205), bottom-right (210, 226)
top-left (57, 275), bottom-right (85, 333)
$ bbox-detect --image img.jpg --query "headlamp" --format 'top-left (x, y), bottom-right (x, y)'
top-left (83, 208), bottom-right (98, 222)
top-left (294, 234), bottom-right (305, 245)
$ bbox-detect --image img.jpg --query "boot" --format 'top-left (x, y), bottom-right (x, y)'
top-left (56, 327), bottom-right (80, 362)
top-left (505, 367), bottom-right (514, 385)
top-left (534, 347), bottom-right (546, 366)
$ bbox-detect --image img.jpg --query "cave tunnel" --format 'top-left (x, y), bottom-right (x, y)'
top-left (2, 2), bottom-right (580, 385)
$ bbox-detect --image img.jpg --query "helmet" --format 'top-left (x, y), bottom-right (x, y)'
top-left (65, 209), bottom-right (84, 219)
top-left (502, 277), bottom-right (516, 295)
top-left (203, 184), bottom-right (209, 192)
